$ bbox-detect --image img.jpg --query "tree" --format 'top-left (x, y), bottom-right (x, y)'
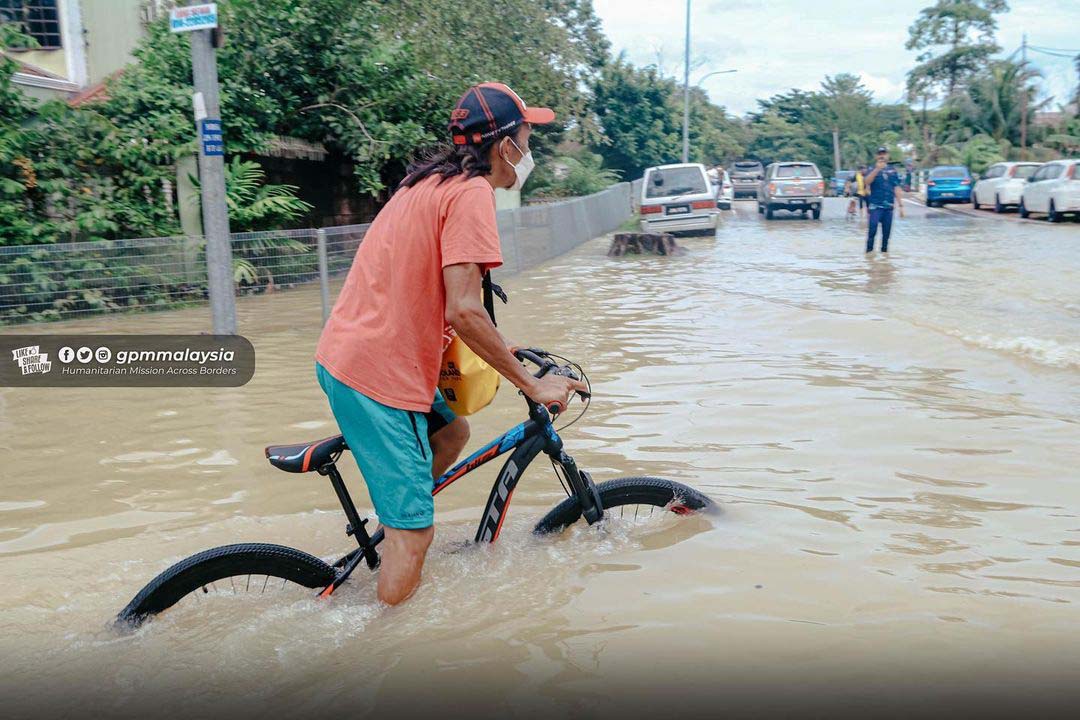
top-left (937, 133), bottom-right (1004, 173)
top-left (590, 56), bottom-right (682, 179)
top-left (685, 86), bottom-right (747, 167)
top-left (745, 77), bottom-right (907, 175)
top-left (3, 0), bottom-right (614, 246)
top-left (943, 59), bottom-right (1047, 148)
top-left (906, 1), bottom-right (1009, 100)
top-left (746, 111), bottom-right (824, 168)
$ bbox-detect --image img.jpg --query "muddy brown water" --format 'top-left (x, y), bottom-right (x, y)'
top-left (1, 199), bottom-right (1078, 717)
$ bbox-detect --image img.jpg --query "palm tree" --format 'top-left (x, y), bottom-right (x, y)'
top-left (945, 60), bottom-right (1047, 147)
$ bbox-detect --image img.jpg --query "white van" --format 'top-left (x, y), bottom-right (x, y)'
top-left (640, 163), bottom-right (719, 234)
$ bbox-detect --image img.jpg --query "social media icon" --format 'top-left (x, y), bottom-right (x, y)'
top-left (76, 347), bottom-right (93, 364)
top-left (95, 347), bottom-right (112, 363)
top-left (58, 346), bottom-right (75, 364)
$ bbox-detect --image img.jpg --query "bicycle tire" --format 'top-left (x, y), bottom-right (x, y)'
top-left (117, 543), bottom-right (336, 627)
top-left (533, 476), bottom-right (716, 535)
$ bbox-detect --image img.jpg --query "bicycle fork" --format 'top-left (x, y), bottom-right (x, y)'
top-left (538, 417), bottom-right (604, 525)
top-left (556, 450), bottom-right (605, 525)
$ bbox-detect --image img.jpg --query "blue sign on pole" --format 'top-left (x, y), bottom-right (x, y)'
top-left (201, 118), bottom-right (224, 156)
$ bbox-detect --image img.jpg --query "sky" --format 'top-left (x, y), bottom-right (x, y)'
top-left (592, 0), bottom-right (1080, 116)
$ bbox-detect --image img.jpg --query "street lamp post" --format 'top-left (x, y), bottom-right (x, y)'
top-left (681, 67), bottom-right (738, 164)
top-left (681, 0), bottom-right (738, 163)
top-left (681, 0), bottom-right (692, 163)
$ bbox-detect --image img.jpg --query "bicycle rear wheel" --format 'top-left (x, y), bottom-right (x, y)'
top-left (533, 476), bottom-right (715, 535)
top-left (117, 543), bottom-right (336, 627)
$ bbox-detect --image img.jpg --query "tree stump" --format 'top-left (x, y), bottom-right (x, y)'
top-left (608, 232), bottom-right (684, 257)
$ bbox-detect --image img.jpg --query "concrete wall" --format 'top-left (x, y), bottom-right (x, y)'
top-left (82, 0), bottom-right (145, 85)
top-left (494, 182), bottom-right (633, 276)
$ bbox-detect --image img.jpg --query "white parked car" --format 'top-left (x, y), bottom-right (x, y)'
top-left (707, 167), bottom-right (734, 210)
top-left (1020, 159), bottom-right (1080, 222)
top-left (972, 162), bottom-right (1042, 212)
top-left (640, 163), bottom-right (719, 234)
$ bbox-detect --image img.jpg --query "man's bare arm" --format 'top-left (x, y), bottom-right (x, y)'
top-left (443, 263), bottom-right (585, 411)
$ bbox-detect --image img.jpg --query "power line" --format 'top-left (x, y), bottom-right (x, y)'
top-left (1028, 45), bottom-right (1080, 54)
top-left (1028, 47), bottom-right (1080, 59)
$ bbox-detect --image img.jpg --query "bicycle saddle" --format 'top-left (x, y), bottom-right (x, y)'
top-left (265, 435), bottom-right (347, 473)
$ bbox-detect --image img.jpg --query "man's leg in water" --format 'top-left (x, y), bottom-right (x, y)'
top-left (430, 417), bottom-right (470, 478)
top-left (380, 415), bottom-right (467, 605)
top-left (379, 526), bottom-right (434, 605)
top-left (377, 395), bottom-right (467, 604)
top-left (880, 208), bottom-right (893, 252)
top-left (316, 363), bottom-right (438, 606)
top-left (866, 208), bottom-right (881, 252)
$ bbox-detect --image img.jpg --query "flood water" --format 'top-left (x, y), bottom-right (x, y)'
top-left (2, 198), bottom-right (1078, 717)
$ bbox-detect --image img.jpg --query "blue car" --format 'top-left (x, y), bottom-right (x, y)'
top-left (926, 165), bottom-right (973, 207)
top-left (832, 170), bottom-right (855, 196)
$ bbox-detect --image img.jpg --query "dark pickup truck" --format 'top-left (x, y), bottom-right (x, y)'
top-left (729, 160), bottom-right (764, 198)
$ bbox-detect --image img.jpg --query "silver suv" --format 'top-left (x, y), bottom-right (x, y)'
top-left (730, 160), bottom-right (764, 198)
top-left (757, 162), bottom-right (825, 220)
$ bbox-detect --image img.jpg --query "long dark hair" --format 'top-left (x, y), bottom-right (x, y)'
top-left (398, 138), bottom-right (499, 189)
top-left (399, 121), bottom-right (527, 189)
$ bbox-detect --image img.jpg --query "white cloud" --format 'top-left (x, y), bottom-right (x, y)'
top-left (592, 0), bottom-right (1080, 114)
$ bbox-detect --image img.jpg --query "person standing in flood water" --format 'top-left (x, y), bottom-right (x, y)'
top-left (863, 146), bottom-right (905, 253)
top-left (313, 83), bottom-right (584, 606)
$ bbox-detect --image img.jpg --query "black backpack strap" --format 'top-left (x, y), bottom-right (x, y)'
top-left (482, 271), bottom-right (507, 326)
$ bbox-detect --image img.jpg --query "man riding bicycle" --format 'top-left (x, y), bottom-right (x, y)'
top-left (314, 83), bottom-right (586, 606)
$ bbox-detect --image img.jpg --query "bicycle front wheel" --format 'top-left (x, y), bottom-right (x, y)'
top-left (533, 476), bottom-right (716, 535)
top-left (117, 543), bottom-right (336, 627)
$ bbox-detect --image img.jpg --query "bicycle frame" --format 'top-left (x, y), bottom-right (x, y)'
top-left (315, 402), bottom-right (602, 597)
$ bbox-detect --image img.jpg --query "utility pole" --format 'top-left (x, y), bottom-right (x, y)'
top-left (172, 3), bottom-right (236, 335)
top-left (832, 127), bottom-right (841, 174)
top-left (1019, 33), bottom-right (1028, 160)
top-left (681, 0), bottom-right (691, 163)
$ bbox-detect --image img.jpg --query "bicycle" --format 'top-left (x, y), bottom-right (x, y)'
top-left (117, 349), bottom-right (716, 626)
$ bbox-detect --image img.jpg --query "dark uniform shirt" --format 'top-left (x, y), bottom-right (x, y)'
top-left (867, 165), bottom-right (901, 209)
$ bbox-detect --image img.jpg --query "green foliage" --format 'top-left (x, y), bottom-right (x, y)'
top-left (747, 75), bottom-right (909, 176)
top-left (589, 54), bottom-right (744, 179)
top-left (2, 0), bottom-right (609, 249)
top-left (942, 60), bottom-right (1046, 147)
top-left (526, 148), bottom-right (621, 198)
top-left (193, 157), bottom-right (313, 231)
top-left (906, 0), bottom-right (1010, 98)
top-left (591, 56), bottom-right (682, 179)
top-left (937, 133), bottom-right (1005, 173)
top-left (191, 157), bottom-right (316, 289)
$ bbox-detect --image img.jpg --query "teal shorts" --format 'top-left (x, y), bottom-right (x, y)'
top-left (316, 363), bottom-right (455, 529)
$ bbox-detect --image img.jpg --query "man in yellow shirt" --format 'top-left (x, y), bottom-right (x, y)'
top-left (854, 166), bottom-right (869, 218)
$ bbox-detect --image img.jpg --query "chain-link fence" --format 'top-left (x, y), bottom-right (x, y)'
top-left (0, 182), bottom-right (634, 328)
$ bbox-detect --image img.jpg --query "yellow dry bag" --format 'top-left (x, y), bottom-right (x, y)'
top-left (439, 334), bottom-right (499, 416)
top-left (438, 271), bottom-right (505, 416)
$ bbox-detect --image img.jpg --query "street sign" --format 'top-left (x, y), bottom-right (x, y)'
top-left (170, 3), bottom-right (218, 33)
top-left (201, 119), bottom-right (224, 156)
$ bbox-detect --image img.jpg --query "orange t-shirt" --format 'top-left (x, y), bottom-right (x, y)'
top-left (315, 174), bottom-right (503, 412)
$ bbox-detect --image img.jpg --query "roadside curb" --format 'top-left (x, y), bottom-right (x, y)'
top-left (906, 197), bottom-right (1056, 226)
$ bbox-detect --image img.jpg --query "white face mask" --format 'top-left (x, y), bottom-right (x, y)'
top-left (503, 137), bottom-right (534, 191)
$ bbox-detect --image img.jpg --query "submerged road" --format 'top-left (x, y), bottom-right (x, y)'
top-left (2, 196), bottom-right (1079, 716)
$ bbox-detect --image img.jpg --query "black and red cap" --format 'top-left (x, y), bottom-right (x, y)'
top-left (448, 82), bottom-right (555, 146)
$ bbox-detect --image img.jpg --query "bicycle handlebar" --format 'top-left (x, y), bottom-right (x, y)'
top-left (513, 348), bottom-right (591, 413)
